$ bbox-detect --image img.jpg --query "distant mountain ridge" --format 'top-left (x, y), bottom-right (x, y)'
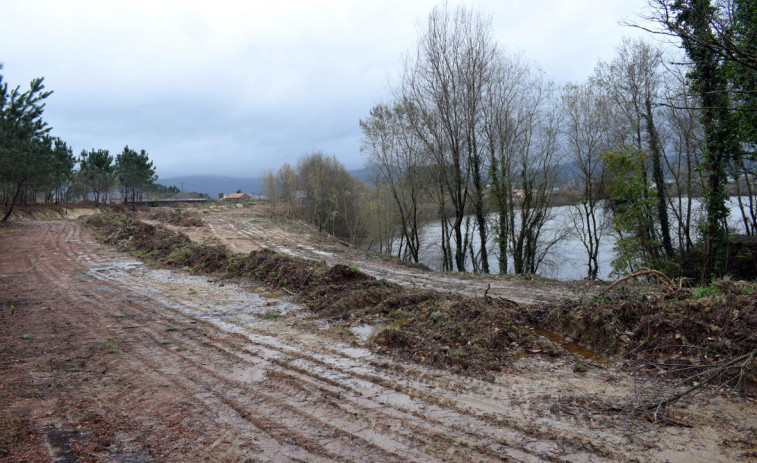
top-left (159, 169), bottom-right (374, 196)
top-left (158, 175), bottom-right (263, 197)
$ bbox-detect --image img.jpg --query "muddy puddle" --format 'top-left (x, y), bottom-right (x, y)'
top-left (512, 329), bottom-right (612, 366)
top-left (350, 324), bottom-right (384, 341)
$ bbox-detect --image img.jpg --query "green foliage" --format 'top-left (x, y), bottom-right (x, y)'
top-left (0, 65), bottom-right (64, 219)
top-left (78, 148), bottom-right (114, 205)
top-left (167, 247), bottom-right (194, 266)
top-left (671, 0), bottom-right (740, 278)
top-left (146, 183), bottom-right (180, 195)
top-left (115, 145), bottom-right (156, 207)
top-left (693, 284), bottom-right (721, 299)
top-left (603, 149), bottom-right (660, 276)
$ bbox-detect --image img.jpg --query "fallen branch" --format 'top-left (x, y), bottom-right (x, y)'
top-left (600, 268), bottom-right (676, 296)
top-left (646, 349), bottom-right (756, 412)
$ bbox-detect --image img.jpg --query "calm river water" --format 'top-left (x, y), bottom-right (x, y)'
top-left (411, 197), bottom-right (754, 281)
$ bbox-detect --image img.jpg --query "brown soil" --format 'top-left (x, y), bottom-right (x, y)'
top-left (149, 209), bottom-right (204, 227)
top-left (1, 205), bottom-right (756, 462)
top-left (82, 212), bottom-right (560, 373)
top-left (535, 285), bottom-right (757, 363)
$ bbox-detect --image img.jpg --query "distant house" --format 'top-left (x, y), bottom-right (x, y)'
top-left (225, 192), bottom-right (253, 201)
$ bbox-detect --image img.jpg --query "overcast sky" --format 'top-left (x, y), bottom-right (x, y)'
top-left (1, 0), bottom-right (654, 180)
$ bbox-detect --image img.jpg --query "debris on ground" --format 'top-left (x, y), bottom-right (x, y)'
top-left (84, 212), bottom-right (555, 373)
top-left (150, 208), bottom-right (204, 227)
top-left (84, 211), bottom-right (757, 382)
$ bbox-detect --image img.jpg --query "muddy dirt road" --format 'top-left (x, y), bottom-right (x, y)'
top-left (175, 205), bottom-right (592, 305)
top-left (1, 216), bottom-right (755, 462)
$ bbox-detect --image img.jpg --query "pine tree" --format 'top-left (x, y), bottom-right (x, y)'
top-left (0, 65), bottom-right (54, 221)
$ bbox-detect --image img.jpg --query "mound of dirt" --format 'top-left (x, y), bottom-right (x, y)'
top-left (234, 248), bottom-right (553, 372)
top-left (242, 248), bottom-right (324, 289)
top-left (85, 211), bottom-right (231, 273)
top-left (372, 295), bottom-right (555, 373)
top-left (150, 208), bottom-right (204, 227)
top-left (532, 281), bottom-right (757, 369)
top-left (83, 212), bottom-right (560, 374)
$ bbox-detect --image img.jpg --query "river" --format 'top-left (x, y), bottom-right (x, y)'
top-left (410, 197), bottom-right (755, 281)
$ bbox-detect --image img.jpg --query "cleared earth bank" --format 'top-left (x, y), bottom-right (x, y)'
top-left (1, 203), bottom-right (755, 462)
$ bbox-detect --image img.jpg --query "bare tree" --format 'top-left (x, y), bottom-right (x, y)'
top-left (481, 51), bottom-right (529, 274)
top-left (282, 152), bottom-right (368, 243)
top-left (399, 4), bottom-right (496, 272)
top-left (261, 169), bottom-right (277, 213)
top-left (360, 103), bottom-right (431, 262)
top-left (562, 81), bottom-right (612, 279)
top-left (732, 156), bottom-right (757, 235)
top-left (506, 77), bottom-right (563, 274)
top-left (594, 38), bottom-right (672, 265)
top-left (660, 61), bottom-right (705, 251)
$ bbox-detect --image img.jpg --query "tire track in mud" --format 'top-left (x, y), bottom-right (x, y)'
top-left (28, 223), bottom-right (389, 462)
top-left (22, 220), bottom-right (625, 462)
top-left (102, 220), bottom-right (625, 461)
top-left (208, 214), bottom-right (580, 305)
top-left (23, 222), bottom-right (455, 461)
top-left (112, 225), bottom-right (626, 461)
top-left (87, 280), bottom-right (616, 463)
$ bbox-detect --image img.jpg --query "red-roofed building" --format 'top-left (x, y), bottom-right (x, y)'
top-left (224, 192), bottom-right (253, 201)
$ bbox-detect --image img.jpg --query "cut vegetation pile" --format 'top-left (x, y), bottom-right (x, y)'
top-left (533, 282), bottom-right (757, 373)
top-left (150, 208), bottom-right (204, 227)
top-left (84, 211), bottom-right (757, 379)
top-left (86, 211), bottom-right (230, 273)
top-left (84, 212), bottom-right (551, 372)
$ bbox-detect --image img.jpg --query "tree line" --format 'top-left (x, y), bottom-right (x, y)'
top-left (263, 152), bottom-right (370, 244)
top-left (266, 1), bottom-right (755, 282)
top-left (0, 63), bottom-right (171, 220)
top-left (359, 1), bottom-right (755, 282)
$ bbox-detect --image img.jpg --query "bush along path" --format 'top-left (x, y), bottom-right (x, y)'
top-left (84, 211), bottom-right (757, 404)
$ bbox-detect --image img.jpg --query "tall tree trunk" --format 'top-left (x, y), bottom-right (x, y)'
top-left (471, 152), bottom-right (490, 273)
top-left (1, 183), bottom-right (23, 222)
top-left (645, 97), bottom-right (675, 259)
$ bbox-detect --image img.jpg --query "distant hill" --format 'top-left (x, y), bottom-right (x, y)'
top-left (158, 175), bottom-right (263, 197)
top-left (349, 166), bottom-right (378, 186)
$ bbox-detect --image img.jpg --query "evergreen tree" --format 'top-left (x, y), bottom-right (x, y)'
top-left (48, 137), bottom-right (75, 203)
top-left (78, 148), bottom-right (115, 206)
top-left (115, 145), bottom-right (156, 209)
top-left (0, 65), bottom-right (54, 221)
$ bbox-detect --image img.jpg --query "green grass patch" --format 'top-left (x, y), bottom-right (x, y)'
top-left (90, 338), bottom-right (120, 354)
top-left (693, 284), bottom-right (721, 299)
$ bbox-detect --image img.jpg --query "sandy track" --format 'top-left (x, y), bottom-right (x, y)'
top-left (193, 207), bottom-right (590, 305)
top-left (1, 218), bottom-right (754, 462)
